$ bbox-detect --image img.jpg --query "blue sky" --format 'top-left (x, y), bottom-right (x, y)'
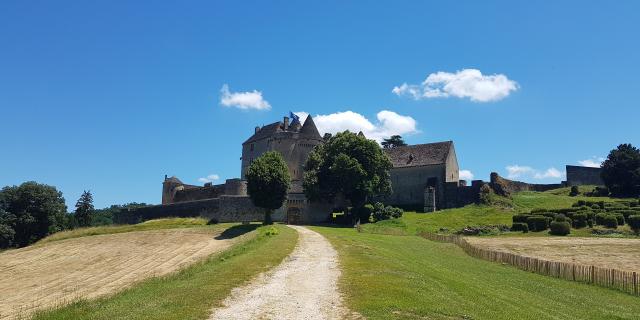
top-left (1, 1), bottom-right (638, 209)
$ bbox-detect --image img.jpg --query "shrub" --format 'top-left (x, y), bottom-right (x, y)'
top-left (527, 216), bottom-right (550, 232)
top-left (571, 213), bottom-right (588, 228)
top-left (613, 214), bottom-right (625, 226)
top-left (554, 214), bottom-right (570, 223)
top-left (264, 226), bottom-right (279, 236)
top-left (595, 213), bottom-right (608, 225)
top-left (569, 186), bottom-right (580, 196)
top-left (511, 222), bottom-right (529, 233)
top-left (512, 214), bottom-right (530, 224)
top-left (601, 215), bottom-right (619, 229)
top-left (353, 204), bottom-right (374, 223)
top-left (591, 204), bottom-right (601, 210)
top-left (617, 210), bottom-right (637, 219)
top-left (370, 202), bottom-right (403, 222)
top-left (531, 208), bottom-right (547, 214)
top-left (628, 215), bottom-right (640, 234)
top-left (207, 218), bottom-right (219, 225)
top-left (550, 221), bottom-right (571, 236)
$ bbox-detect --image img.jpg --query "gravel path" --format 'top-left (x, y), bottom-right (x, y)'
top-left (209, 225), bottom-right (355, 320)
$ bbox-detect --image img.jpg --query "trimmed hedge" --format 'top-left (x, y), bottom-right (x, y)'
top-left (511, 222), bottom-right (529, 233)
top-left (550, 221), bottom-right (571, 236)
top-left (512, 214), bottom-right (530, 224)
top-left (601, 215), bottom-right (619, 229)
top-left (527, 216), bottom-right (550, 232)
top-left (628, 215), bottom-right (640, 234)
top-left (571, 213), bottom-right (588, 228)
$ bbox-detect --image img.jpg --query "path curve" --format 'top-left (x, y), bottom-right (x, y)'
top-left (209, 225), bottom-right (353, 320)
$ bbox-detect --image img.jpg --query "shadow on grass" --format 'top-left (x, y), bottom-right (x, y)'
top-left (214, 223), bottom-right (260, 240)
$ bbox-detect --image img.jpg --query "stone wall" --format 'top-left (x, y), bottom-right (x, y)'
top-left (115, 198), bottom-right (221, 224)
top-left (386, 164), bottom-right (446, 210)
top-left (443, 180), bottom-right (485, 209)
top-left (173, 184), bottom-right (224, 202)
top-left (566, 165), bottom-right (604, 186)
top-left (201, 196), bottom-right (266, 222)
top-left (490, 172), bottom-right (562, 196)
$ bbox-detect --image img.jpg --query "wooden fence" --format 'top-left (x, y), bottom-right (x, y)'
top-left (420, 232), bottom-right (640, 296)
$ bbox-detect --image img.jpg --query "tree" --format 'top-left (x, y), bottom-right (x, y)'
top-left (381, 135), bottom-right (407, 149)
top-left (75, 190), bottom-right (94, 227)
top-left (246, 151), bottom-right (291, 225)
top-left (303, 131), bottom-right (392, 219)
top-left (601, 144), bottom-right (640, 197)
top-left (0, 182), bottom-right (67, 247)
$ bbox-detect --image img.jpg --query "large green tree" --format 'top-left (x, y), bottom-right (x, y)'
top-left (381, 135), bottom-right (407, 149)
top-left (0, 181), bottom-right (67, 247)
top-left (74, 190), bottom-right (94, 227)
top-left (246, 151), bottom-right (291, 225)
top-left (303, 131), bottom-right (392, 217)
top-left (601, 143), bottom-right (640, 197)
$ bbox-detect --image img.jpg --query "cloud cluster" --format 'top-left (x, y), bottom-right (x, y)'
top-left (294, 110), bottom-right (418, 143)
top-left (578, 157), bottom-right (604, 168)
top-left (220, 84), bottom-right (271, 110)
top-left (506, 165), bottom-right (564, 180)
top-left (459, 170), bottom-right (474, 181)
top-left (198, 174), bottom-right (220, 184)
top-left (393, 69), bottom-right (518, 102)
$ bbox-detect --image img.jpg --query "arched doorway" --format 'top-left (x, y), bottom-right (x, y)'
top-left (287, 207), bottom-right (302, 225)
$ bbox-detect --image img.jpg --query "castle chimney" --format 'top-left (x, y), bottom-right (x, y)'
top-left (255, 126), bottom-right (261, 133)
top-left (283, 117), bottom-right (289, 130)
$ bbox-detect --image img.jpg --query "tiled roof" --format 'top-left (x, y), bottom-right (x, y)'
top-left (300, 115), bottom-right (321, 138)
top-left (384, 141), bottom-right (453, 168)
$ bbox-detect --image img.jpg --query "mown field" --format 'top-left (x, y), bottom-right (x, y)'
top-left (313, 226), bottom-right (640, 320)
top-left (4, 220), bottom-right (297, 320)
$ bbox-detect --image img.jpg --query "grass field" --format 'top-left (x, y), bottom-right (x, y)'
top-left (313, 226), bottom-right (640, 320)
top-left (35, 217), bottom-right (211, 245)
top-left (1, 221), bottom-right (247, 320)
top-left (31, 224), bottom-right (297, 320)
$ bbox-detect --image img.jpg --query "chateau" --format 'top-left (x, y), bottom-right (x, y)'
top-left (125, 114), bottom-right (602, 224)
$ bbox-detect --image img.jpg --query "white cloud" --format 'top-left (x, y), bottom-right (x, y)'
top-left (506, 165), bottom-right (564, 180)
top-left (219, 84), bottom-right (271, 110)
top-left (393, 69), bottom-right (518, 102)
top-left (534, 168), bottom-right (563, 179)
top-left (198, 174), bottom-right (220, 184)
top-left (294, 110), bottom-right (418, 143)
top-left (578, 157), bottom-right (604, 168)
top-left (459, 170), bottom-right (474, 181)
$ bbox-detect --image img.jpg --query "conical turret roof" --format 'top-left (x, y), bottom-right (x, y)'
top-left (300, 115), bottom-right (321, 138)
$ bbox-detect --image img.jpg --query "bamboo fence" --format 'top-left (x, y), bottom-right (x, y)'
top-left (420, 232), bottom-right (639, 296)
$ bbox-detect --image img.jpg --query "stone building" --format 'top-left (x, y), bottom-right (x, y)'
top-left (156, 115), bottom-right (330, 224)
top-left (383, 141), bottom-right (461, 211)
top-left (129, 115), bottom-right (478, 223)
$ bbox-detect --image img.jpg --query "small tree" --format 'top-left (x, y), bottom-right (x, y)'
top-left (246, 151), bottom-right (291, 225)
top-left (601, 144), bottom-right (640, 197)
top-left (303, 131), bottom-right (392, 222)
top-left (381, 135), bottom-right (407, 149)
top-left (75, 190), bottom-right (94, 227)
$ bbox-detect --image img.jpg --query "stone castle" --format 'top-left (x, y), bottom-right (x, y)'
top-left (123, 114), bottom-right (603, 224)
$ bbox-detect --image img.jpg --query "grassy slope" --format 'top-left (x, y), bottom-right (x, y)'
top-left (314, 226), bottom-right (640, 320)
top-left (32, 224), bottom-right (297, 320)
top-left (36, 218), bottom-right (213, 245)
top-left (361, 187), bottom-right (636, 236)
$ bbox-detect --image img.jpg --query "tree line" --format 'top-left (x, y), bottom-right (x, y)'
top-left (0, 182), bottom-right (146, 249)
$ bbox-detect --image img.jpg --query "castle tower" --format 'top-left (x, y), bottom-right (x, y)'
top-left (162, 176), bottom-right (184, 204)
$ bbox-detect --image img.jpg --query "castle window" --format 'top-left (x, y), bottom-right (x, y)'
top-left (250, 143), bottom-right (254, 151)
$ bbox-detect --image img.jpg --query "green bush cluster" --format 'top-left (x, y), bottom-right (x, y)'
top-left (628, 215), bottom-right (640, 234)
top-left (511, 222), bottom-right (528, 232)
top-left (369, 202), bottom-right (403, 223)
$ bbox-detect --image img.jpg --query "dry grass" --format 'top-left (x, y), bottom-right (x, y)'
top-left (0, 226), bottom-right (246, 320)
top-left (465, 236), bottom-right (640, 272)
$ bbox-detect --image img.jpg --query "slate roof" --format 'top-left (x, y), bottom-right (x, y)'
top-left (243, 121), bottom-right (282, 144)
top-left (300, 115), bottom-right (321, 138)
top-left (384, 141), bottom-right (453, 168)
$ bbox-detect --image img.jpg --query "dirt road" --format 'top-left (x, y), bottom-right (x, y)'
top-left (209, 225), bottom-right (354, 320)
top-left (0, 228), bottom-right (240, 320)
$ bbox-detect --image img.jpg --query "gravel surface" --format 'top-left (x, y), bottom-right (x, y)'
top-left (209, 225), bottom-right (357, 320)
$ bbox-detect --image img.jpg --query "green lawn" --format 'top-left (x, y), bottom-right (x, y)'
top-left (32, 224), bottom-right (297, 320)
top-left (313, 226), bottom-right (640, 320)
